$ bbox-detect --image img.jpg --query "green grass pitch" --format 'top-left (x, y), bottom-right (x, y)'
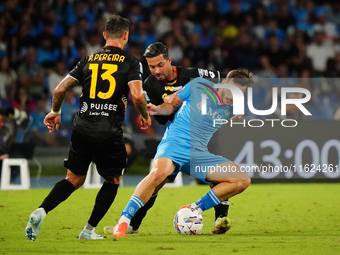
top-left (1, 183), bottom-right (339, 255)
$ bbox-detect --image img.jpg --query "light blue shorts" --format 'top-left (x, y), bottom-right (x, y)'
top-left (154, 139), bottom-right (230, 183)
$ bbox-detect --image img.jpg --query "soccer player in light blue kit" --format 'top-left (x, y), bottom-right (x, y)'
top-left (113, 69), bottom-right (253, 236)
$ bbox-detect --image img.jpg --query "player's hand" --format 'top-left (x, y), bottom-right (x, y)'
top-left (140, 115), bottom-right (151, 129)
top-left (147, 104), bottom-right (159, 116)
top-left (163, 93), bottom-right (182, 108)
top-left (44, 112), bottom-right (61, 134)
top-left (231, 114), bottom-right (243, 121)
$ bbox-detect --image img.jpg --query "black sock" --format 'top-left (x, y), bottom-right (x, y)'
top-left (214, 199), bottom-right (229, 220)
top-left (130, 193), bottom-right (158, 231)
top-left (88, 182), bottom-right (119, 227)
top-left (40, 179), bottom-right (75, 213)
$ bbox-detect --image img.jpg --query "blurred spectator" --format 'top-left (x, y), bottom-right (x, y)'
top-left (251, 4), bottom-right (268, 41)
top-left (150, 4), bottom-right (171, 39)
top-left (0, 106), bottom-right (15, 172)
top-left (2, 0), bottom-right (21, 32)
top-left (313, 7), bottom-right (338, 42)
top-left (306, 30), bottom-right (335, 75)
top-left (225, 0), bottom-right (246, 27)
top-left (127, 3), bottom-right (144, 24)
top-left (162, 33), bottom-right (183, 65)
top-left (184, 33), bottom-right (206, 67)
top-left (29, 94), bottom-right (58, 147)
top-left (274, 0), bottom-right (296, 32)
top-left (260, 33), bottom-right (288, 75)
top-left (0, 56), bottom-right (17, 102)
top-left (73, 0), bottom-right (95, 29)
top-left (193, 18), bottom-right (214, 49)
top-left (208, 34), bottom-right (233, 71)
top-left (11, 87), bottom-right (36, 115)
top-left (233, 32), bottom-right (261, 70)
top-left (85, 32), bottom-right (102, 55)
top-left (17, 47), bottom-right (45, 100)
top-left (36, 35), bottom-right (60, 65)
top-left (58, 35), bottom-right (79, 70)
top-left (325, 2), bottom-right (340, 25)
top-left (287, 32), bottom-right (312, 76)
top-left (47, 60), bottom-right (68, 97)
top-left (263, 18), bottom-right (285, 45)
top-left (102, 0), bottom-right (124, 21)
top-left (7, 35), bottom-right (23, 69)
top-left (130, 21), bottom-right (157, 50)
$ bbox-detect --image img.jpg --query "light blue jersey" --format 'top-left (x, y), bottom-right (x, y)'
top-left (154, 77), bottom-right (233, 183)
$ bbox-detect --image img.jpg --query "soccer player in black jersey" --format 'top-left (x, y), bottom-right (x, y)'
top-left (105, 42), bottom-right (232, 235)
top-left (25, 15), bottom-right (151, 241)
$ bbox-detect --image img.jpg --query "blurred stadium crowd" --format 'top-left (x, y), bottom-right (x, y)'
top-left (0, 0), bottom-right (340, 147)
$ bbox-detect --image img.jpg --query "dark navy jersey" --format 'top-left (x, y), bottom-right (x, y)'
top-left (69, 46), bottom-right (142, 140)
top-left (143, 66), bottom-right (222, 125)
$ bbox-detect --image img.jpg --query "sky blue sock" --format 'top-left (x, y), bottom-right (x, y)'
top-left (121, 195), bottom-right (145, 219)
top-left (196, 190), bottom-right (222, 212)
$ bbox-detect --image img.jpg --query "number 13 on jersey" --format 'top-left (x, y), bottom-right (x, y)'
top-left (89, 63), bottom-right (117, 99)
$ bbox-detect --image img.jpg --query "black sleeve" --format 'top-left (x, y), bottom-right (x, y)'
top-left (69, 57), bottom-right (87, 83)
top-left (190, 67), bottom-right (224, 83)
top-left (128, 57), bottom-right (143, 83)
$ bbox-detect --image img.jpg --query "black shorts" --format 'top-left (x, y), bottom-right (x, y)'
top-left (64, 130), bottom-right (127, 180)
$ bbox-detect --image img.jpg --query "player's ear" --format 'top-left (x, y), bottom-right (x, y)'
top-left (123, 31), bottom-right (129, 41)
top-left (103, 31), bottom-right (107, 40)
top-left (168, 56), bottom-right (172, 64)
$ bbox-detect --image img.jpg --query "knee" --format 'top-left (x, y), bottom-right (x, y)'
top-left (148, 168), bottom-right (168, 185)
top-left (236, 178), bottom-right (251, 194)
top-left (66, 175), bottom-right (86, 189)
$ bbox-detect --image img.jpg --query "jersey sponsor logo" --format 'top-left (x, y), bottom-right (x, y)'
top-left (90, 103), bottom-right (118, 111)
top-left (82, 103), bottom-right (118, 116)
top-left (198, 68), bottom-right (204, 77)
top-left (165, 85), bottom-right (183, 91)
top-left (88, 53), bottom-right (125, 62)
top-left (196, 102), bottom-right (223, 120)
top-left (80, 102), bottom-right (88, 113)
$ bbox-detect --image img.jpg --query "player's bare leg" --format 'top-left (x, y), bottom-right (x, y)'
top-left (113, 157), bottom-right (175, 237)
top-left (180, 161), bottom-right (250, 234)
top-left (104, 178), bottom-right (169, 235)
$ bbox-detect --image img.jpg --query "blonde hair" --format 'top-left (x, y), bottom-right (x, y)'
top-left (226, 68), bottom-right (254, 87)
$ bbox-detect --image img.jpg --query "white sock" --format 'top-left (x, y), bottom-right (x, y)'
top-left (118, 215), bottom-right (131, 225)
top-left (37, 208), bottom-right (47, 219)
top-left (84, 223), bottom-right (95, 232)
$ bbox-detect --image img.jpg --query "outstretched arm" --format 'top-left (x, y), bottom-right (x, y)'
top-left (147, 102), bottom-right (177, 116)
top-left (44, 75), bottom-right (78, 133)
top-left (128, 80), bottom-right (151, 129)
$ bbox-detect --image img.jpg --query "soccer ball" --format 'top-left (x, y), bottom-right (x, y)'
top-left (173, 207), bottom-right (203, 235)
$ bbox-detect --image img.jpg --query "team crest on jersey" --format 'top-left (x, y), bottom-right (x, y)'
top-left (197, 82), bottom-right (222, 106)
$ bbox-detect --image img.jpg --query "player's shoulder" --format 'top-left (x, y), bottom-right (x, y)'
top-left (190, 77), bottom-right (212, 85)
top-left (177, 66), bottom-right (199, 78)
top-left (144, 74), bottom-right (158, 88)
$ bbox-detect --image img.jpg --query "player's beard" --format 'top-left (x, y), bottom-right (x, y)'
top-left (155, 74), bottom-right (165, 81)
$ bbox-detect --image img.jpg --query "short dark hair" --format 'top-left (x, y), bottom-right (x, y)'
top-left (143, 42), bottom-right (169, 58)
top-left (227, 68), bottom-right (254, 87)
top-left (105, 15), bottom-right (130, 38)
